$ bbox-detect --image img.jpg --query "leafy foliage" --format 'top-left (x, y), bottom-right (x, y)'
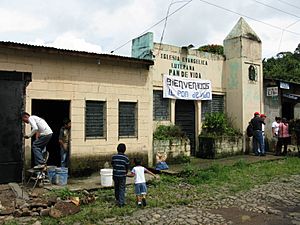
top-left (201, 112), bottom-right (240, 137)
top-left (153, 124), bottom-right (186, 140)
top-left (263, 43), bottom-right (300, 83)
top-left (49, 187), bottom-right (77, 200)
top-left (198, 44), bottom-right (224, 55)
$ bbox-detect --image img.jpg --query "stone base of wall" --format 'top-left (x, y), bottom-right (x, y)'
top-left (25, 152), bottom-right (148, 178)
top-left (198, 136), bottom-right (243, 159)
top-left (153, 138), bottom-right (190, 164)
top-left (69, 152), bottom-right (148, 177)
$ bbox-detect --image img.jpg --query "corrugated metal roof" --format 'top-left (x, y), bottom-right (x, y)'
top-left (0, 41), bottom-right (154, 66)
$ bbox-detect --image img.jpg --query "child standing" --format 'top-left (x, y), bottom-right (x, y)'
top-left (130, 158), bottom-right (157, 207)
top-left (111, 143), bottom-right (129, 207)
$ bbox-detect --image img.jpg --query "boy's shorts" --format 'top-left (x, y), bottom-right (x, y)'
top-left (134, 182), bottom-right (147, 195)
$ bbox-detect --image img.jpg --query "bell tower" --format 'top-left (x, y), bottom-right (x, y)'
top-left (223, 17), bottom-right (263, 131)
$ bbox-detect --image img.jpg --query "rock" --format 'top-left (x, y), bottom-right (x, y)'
top-left (152, 214), bottom-right (161, 220)
top-left (15, 199), bottom-right (26, 207)
top-left (29, 202), bottom-right (48, 209)
top-left (21, 207), bottom-right (30, 213)
top-left (13, 209), bottom-right (22, 217)
top-left (104, 217), bottom-right (116, 223)
top-left (4, 215), bottom-right (14, 221)
top-left (290, 212), bottom-right (300, 217)
top-left (49, 201), bottom-right (80, 218)
top-left (0, 208), bottom-right (14, 215)
top-left (21, 211), bottom-right (31, 217)
top-left (257, 206), bottom-right (266, 212)
top-left (47, 196), bottom-right (58, 206)
top-left (30, 212), bottom-right (40, 216)
top-left (185, 218), bottom-right (198, 225)
top-left (291, 220), bottom-right (300, 225)
top-left (32, 221), bottom-right (42, 225)
top-left (19, 203), bottom-right (30, 209)
top-left (72, 222), bottom-right (82, 225)
top-left (241, 215), bottom-right (251, 222)
top-left (267, 208), bottom-right (282, 215)
top-left (40, 208), bottom-right (50, 216)
top-left (49, 208), bottom-right (63, 218)
top-left (30, 192), bottom-right (38, 198)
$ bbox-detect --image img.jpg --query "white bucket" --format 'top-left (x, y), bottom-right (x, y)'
top-left (100, 168), bottom-right (113, 187)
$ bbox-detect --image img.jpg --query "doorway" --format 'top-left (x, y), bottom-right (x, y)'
top-left (31, 100), bottom-right (70, 167)
top-left (175, 100), bottom-right (196, 155)
top-left (282, 102), bottom-right (295, 121)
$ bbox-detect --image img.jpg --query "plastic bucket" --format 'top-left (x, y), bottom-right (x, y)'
top-left (55, 167), bottom-right (68, 186)
top-left (100, 169), bottom-right (113, 187)
top-left (47, 166), bottom-right (57, 184)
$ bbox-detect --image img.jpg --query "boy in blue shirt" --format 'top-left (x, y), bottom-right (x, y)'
top-left (111, 143), bottom-right (129, 207)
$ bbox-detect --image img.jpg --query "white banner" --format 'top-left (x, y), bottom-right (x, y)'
top-left (163, 75), bottom-right (212, 100)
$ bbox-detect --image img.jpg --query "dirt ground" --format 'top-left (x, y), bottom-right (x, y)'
top-left (211, 207), bottom-right (295, 225)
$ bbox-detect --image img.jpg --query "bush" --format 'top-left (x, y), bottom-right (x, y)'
top-left (201, 113), bottom-right (240, 137)
top-left (153, 124), bottom-right (186, 140)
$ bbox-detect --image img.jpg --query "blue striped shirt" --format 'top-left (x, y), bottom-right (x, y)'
top-left (111, 153), bottom-right (129, 177)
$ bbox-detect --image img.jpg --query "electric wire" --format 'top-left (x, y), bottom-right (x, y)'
top-left (277, 0), bottom-right (300, 11)
top-left (111, 0), bottom-right (300, 54)
top-left (110, 0), bottom-right (193, 54)
top-left (157, 0), bottom-right (192, 56)
top-left (253, 0), bottom-right (300, 20)
top-left (197, 0), bottom-right (300, 35)
top-left (278, 19), bottom-right (300, 51)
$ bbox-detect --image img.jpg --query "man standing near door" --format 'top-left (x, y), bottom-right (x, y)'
top-left (22, 112), bottom-right (53, 168)
top-left (59, 118), bottom-right (71, 168)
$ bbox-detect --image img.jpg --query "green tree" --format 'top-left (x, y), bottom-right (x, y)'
top-left (263, 44), bottom-right (300, 83)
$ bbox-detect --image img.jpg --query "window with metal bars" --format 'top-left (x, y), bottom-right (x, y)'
top-left (153, 90), bottom-right (170, 121)
top-left (119, 102), bottom-right (137, 137)
top-left (85, 100), bottom-right (106, 138)
top-left (201, 95), bottom-right (225, 121)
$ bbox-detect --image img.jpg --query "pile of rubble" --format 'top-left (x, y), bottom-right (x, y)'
top-left (0, 183), bottom-right (95, 221)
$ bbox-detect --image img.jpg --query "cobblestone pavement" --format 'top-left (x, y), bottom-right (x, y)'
top-left (102, 175), bottom-right (300, 225)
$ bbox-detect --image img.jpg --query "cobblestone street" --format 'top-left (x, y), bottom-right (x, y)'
top-left (103, 175), bottom-right (300, 225)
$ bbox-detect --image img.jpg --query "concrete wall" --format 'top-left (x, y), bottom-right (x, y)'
top-left (152, 43), bottom-right (225, 91)
top-left (153, 138), bottom-right (190, 163)
top-left (0, 47), bottom-right (153, 173)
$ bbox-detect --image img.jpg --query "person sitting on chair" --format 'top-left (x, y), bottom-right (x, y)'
top-left (22, 112), bottom-right (53, 168)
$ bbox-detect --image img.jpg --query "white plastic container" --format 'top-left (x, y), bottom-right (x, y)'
top-left (100, 168), bottom-right (113, 187)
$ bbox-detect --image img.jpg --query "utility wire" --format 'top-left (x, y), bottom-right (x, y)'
top-left (253, 0), bottom-right (300, 20)
top-left (277, 0), bottom-right (300, 11)
top-left (278, 19), bottom-right (300, 51)
top-left (111, 0), bottom-right (300, 54)
top-left (198, 0), bottom-right (300, 35)
top-left (157, 0), bottom-right (192, 55)
top-left (159, 0), bottom-right (175, 47)
top-left (110, 0), bottom-right (193, 54)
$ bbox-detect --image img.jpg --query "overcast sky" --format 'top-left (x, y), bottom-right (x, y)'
top-left (1, 0), bottom-right (300, 58)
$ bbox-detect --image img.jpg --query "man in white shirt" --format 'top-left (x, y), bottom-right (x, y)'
top-left (272, 117), bottom-right (281, 155)
top-left (22, 112), bottom-right (53, 167)
top-left (272, 117), bottom-right (281, 137)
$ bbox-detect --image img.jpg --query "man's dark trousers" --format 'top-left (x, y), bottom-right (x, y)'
top-left (113, 176), bottom-right (126, 206)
